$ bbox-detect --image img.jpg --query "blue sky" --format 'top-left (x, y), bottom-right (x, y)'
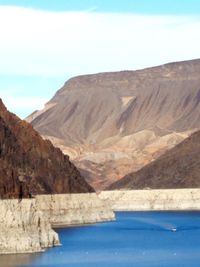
top-left (0, 0), bottom-right (200, 118)
top-left (1, 0), bottom-right (200, 14)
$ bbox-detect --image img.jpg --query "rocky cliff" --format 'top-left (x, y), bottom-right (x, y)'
top-left (27, 59), bottom-right (200, 190)
top-left (0, 193), bottom-right (115, 254)
top-left (109, 130), bottom-right (200, 190)
top-left (36, 193), bottom-right (115, 227)
top-left (0, 199), bottom-right (59, 254)
top-left (0, 99), bottom-right (94, 199)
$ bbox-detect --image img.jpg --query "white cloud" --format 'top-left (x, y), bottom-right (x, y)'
top-left (0, 6), bottom-right (200, 77)
top-left (0, 6), bottom-right (200, 118)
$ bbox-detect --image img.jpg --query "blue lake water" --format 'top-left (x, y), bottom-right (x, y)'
top-left (3, 211), bottom-right (200, 267)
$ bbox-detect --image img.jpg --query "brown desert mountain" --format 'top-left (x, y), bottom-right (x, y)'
top-left (0, 99), bottom-right (93, 199)
top-left (109, 129), bottom-right (200, 190)
top-left (27, 59), bottom-right (200, 190)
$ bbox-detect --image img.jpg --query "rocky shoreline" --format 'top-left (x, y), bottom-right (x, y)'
top-left (0, 198), bottom-right (59, 254)
top-left (0, 193), bottom-right (115, 254)
top-left (36, 193), bottom-right (115, 227)
top-left (2, 189), bottom-right (200, 255)
top-left (99, 189), bottom-right (200, 211)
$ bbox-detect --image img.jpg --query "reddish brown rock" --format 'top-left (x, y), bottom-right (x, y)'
top-left (0, 99), bottom-right (94, 199)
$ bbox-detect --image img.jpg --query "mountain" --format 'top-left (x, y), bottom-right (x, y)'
top-left (27, 59), bottom-right (200, 190)
top-left (108, 129), bottom-right (200, 189)
top-left (0, 99), bottom-right (94, 199)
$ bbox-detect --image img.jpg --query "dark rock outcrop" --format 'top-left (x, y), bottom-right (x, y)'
top-left (109, 130), bottom-right (200, 190)
top-left (0, 99), bottom-right (94, 199)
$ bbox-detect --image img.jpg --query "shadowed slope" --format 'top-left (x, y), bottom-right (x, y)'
top-left (109, 130), bottom-right (200, 189)
top-left (0, 99), bottom-right (94, 198)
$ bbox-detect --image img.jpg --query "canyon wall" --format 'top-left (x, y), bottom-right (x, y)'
top-left (0, 199), bottom-right (59, 254)
top-left (99, 189), bottom-right (200, 211)
top-left (36, 193), bottom-right (115, 227)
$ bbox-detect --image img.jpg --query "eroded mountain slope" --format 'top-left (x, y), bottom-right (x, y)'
top-left (109, 129), bottom-right (200, 190)
top-left (27, 59), bottom-right (200, 189)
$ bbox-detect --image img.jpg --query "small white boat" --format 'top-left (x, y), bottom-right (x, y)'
top-left (171, 227), bottom-right (177, 232)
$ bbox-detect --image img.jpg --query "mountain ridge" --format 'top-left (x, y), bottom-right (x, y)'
top-left (26, 58), bottom-right (200, 190)
top-left (108, 129), bottom-right (200, 190)
top-left (0, 99), bottom-right (94, 198)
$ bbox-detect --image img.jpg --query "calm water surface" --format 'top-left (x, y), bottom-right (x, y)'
top-left (2, 211), bottom-right (200, 267)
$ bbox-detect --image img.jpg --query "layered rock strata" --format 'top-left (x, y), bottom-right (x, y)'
top-left (99, 189), bottom-right (200, 211)
top-left (0, 199), bottom-right (59, 254)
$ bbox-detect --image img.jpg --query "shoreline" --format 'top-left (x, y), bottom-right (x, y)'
top-left (1, 211), bottom-right (200, 267)
top-left (1, 188), bottom-right (200, 255)
top-left (53, 217), bottom-right (116, 229)
top-left (0, 193), bottom-right (115, 255)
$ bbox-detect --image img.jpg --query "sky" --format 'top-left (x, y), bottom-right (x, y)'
top-left (0, 0), bottom-right (200, 118)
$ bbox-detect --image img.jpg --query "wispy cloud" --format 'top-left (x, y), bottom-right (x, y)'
top-left (0, 6), bottom-right (200, 117)
top-left (0, 6), bottom-right (200, 77)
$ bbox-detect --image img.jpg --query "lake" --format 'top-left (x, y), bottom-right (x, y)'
top-left (1, 211), bottom-right (200, 267)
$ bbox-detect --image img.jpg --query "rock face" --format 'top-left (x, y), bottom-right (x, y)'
top-left (27, 59), bottom-right (200, 190)
top-left (0, 193), bottom-right (115, 255)
top-left (109, 130), bottom-right (200, 190)
top-left (0, 199), bottom-right (59, 254)
top-left (36, 193), bottom-right (115, 227)
top-left (99, 189), bottom-right (200, 211)
top-left (0, 99), bottom-right (94, 199)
